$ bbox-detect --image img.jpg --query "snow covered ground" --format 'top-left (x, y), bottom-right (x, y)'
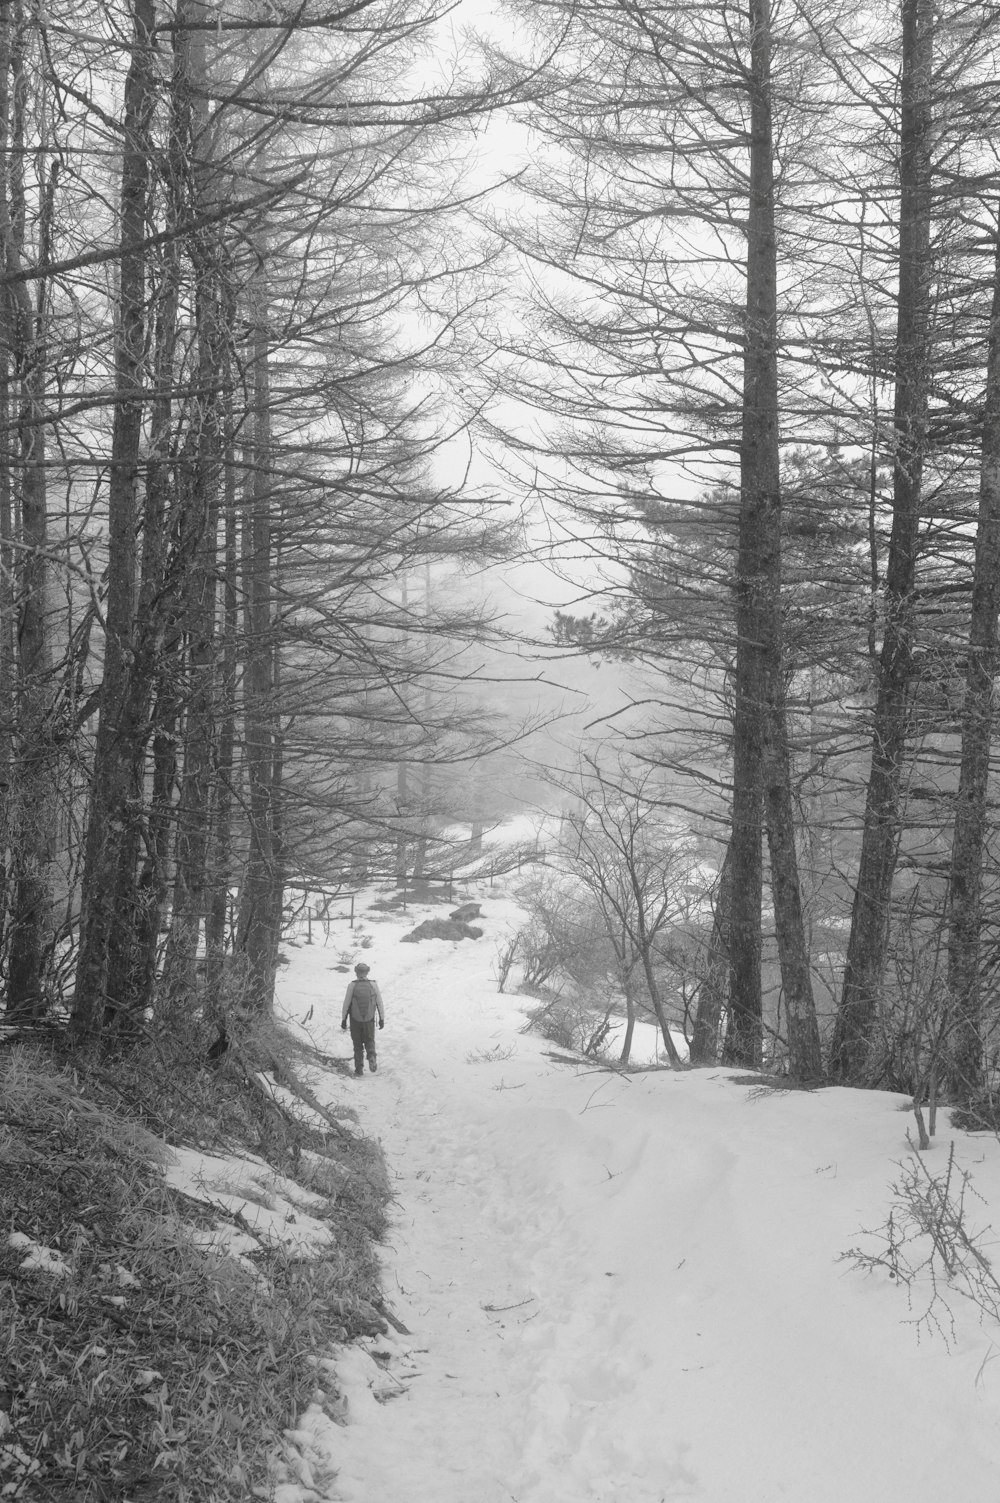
top-left (265, 881), bottom-right (1000, 1502)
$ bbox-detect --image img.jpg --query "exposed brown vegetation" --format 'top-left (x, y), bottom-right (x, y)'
top-left (0, 1027), bottom-right (390, 1501)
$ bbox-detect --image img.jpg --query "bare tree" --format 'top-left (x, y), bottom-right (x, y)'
top-left (562, 758), bottom-right (703, 1067)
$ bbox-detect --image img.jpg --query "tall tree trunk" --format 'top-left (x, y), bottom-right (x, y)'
top-left (724, 514), bottom-right (765, 1069)
top-left (126, 262), bottom-right (182, 1025)
top-left (159, 454), bottom-right (218, 1012)
top-left (0, 0), bottom-right (13, 966)
top-left (765, 692), bottom-right (823, 1078)
top-left (747, 0), bottom-right (821, 1080)
top-left (725, 0), bottom-right (778, 1069)
top-left (267, 591), bottom-right (285, 974)
top-left (160, 360), bottom-right (221, 1010)
top-left (3, 11), bottom-right (55, 1019)
top-left (832, 0), bottom-right (933, 1081)
top-left (945, 221), bottom-right (1000, 1101)
top-left (160, 0), bottom-right (221, 1015)
top-left (71, 0), bottom-right (158, 1049)
top-left (129, 621), bottom-right (180, 1015)
top-left (235, 312), bottom-right (278, 1013)
top-left (205, 383), bottom-right (238, 1012)
top-left (630, 866), bottom-right (683, 1065)
top-left (724, 0), bottom-right (821, 1076)
top-left (107, 90), bottom-right (184, 1035)
top-left (395, 571), bottom-right (410, 884)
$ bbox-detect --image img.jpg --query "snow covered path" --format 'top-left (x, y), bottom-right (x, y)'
top-left (277, 894), bottom-right (1000, 1503)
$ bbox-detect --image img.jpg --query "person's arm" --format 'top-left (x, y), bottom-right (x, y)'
top-left (373, 982), bottom-right (385, 1026)
top-left (341, 982), bottom-right (354, 1027)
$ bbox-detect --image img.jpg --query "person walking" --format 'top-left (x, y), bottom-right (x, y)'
top-left (341, 962), bottom-right (385, 1076)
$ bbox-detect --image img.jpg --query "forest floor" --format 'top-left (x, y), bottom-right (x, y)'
top-left (7, 867), bottom-right (1000, 1501)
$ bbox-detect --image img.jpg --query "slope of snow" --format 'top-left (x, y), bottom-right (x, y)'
top-left (164, 1145), bottom-right (335, 1261)
top-left (271, 883), bottom-right (1000, 1502)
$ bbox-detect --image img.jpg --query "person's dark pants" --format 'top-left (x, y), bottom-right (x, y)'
top-left (350, 1017), bottom-right (376, 1073)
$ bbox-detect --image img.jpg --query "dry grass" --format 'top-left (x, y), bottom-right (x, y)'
top-left (0, 1028), bottom-right (391, 1502)
top-left (466, 1043), bottom-right (516, 1064)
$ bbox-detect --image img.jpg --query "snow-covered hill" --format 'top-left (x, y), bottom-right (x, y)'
top-left (271, 882), bottom-right (1000, 1503)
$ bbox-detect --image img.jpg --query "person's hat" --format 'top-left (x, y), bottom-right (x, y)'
top-left (355, 962), bottom-right (370, 975)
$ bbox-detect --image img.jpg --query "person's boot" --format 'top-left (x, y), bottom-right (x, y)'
top-left (369, 1057), bottom-right (377, 1073)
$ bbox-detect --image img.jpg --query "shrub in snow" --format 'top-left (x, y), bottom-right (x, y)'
top-left (843, 1142), bottom-right (1000, 1344)
top-left (494, 934), bottom-right (518, 992)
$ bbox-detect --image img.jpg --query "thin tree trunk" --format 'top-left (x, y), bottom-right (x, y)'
top-left (107, 94), bottom-right (184, 1034)
top-left (205, 384), bottom-right (238, 1011)
top-left (235, 310), bottom-right (278, 1013)
top-left (945, 220), bottom-right (1000, 1101)
top-left (130, 621), bottom-right (181, 1014)
top-left (126, 270), bottom-right (182, 1024)
top-left (0, 0), bottom-right (13, 965)
top-left (159, 457), bottom-right (218, 1012)
top-left (832, 0), bottom-right (933, 1082)
top-left (765, 695), bottom-right (823, 1078)
top-left (160, 0), bottom-right (221, 1014)
top-left (395, 571), bottom-right (409, 885)
top-left (619, 965), bottom-right (637, 1066)
top-left (618, 813), bottom-right (685, 1065)
top-left (160, 359), bottom-right (220, 1009)
top-left (262, 553), bottom-right (285, 986)
top-left (639, 946), bottom-right (683, 1066)
top-left (691, 844), bottom-right (733, 1065)
top-left (396, 759), bottom-right (408, 884)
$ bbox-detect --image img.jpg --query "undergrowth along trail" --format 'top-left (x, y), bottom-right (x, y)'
top-left (0, 1012), bottom-right (390, 1502)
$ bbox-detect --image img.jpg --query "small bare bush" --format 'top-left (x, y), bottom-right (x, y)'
top-left (843, 1142), bottom-right (1000, 1344)
top-left (512, 875), bottom-right (616, 995)
top-left (523, 996), bottom-right (580, 1049)
top-left (515, 922), bottom-right (566, 990)
top-left (493, 935), bottom-right (518, 993)
top-left (519, 990), bottom-right (612, 1056)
